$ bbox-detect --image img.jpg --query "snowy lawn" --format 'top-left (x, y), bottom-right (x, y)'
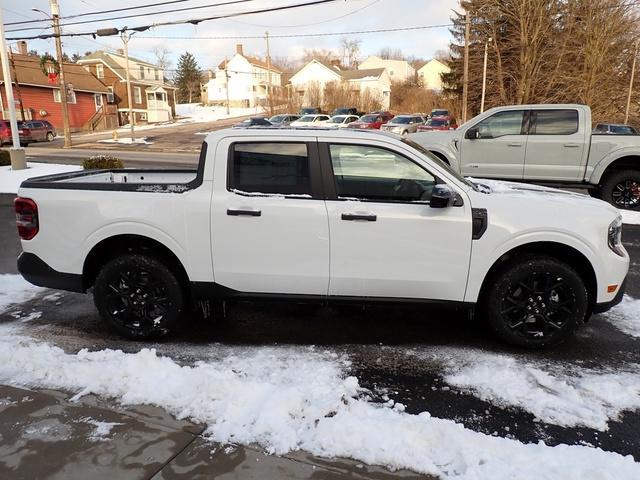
top-left (0, 162), bottom-right (81, 194)
top-left (0, 272), bottom-right (639, 479)
top-left (98, 137), bottom-right (153, 145)
top-left (621, 210), bottom-right (640, 225)
top-left (175, 103), bottom-right (260, 123)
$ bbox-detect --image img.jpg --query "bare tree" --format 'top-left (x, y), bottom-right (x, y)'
top-left (153, 46), bottom-right (173, 77)
top-left (377, 47), bottom-right (404, 60)
top-left (340, 38), bottom-right (362, 68)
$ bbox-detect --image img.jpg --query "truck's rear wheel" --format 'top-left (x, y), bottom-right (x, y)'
top-left (601, 169), bottom-right (640, 210)
top-left (94, 253), bottom-right (184, 340)
top-left (481, 256), bottom-right (588, 348)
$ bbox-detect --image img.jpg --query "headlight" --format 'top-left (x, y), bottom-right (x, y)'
top-left (608, 216), bottom-right (625, 257)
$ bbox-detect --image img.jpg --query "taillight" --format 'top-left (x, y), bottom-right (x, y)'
top-left (14, 197), bottom-right (39, 240)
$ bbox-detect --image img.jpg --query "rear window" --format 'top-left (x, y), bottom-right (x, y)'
top-left (360, 115), bottom-right (380, 123)
top-left (531, 110), bottom-right (579, 135)
top-left (230, 142), bottom-right (310, 195)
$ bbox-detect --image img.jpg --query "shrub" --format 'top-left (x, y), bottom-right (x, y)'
top-left (0, 149), bottom-right (10, 167)
top-left (82, 155), bottom-right (124, 170)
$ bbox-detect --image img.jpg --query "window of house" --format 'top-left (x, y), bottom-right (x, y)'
top-left (94, 93), bottom-right (103, 108)
top-left (329, 144), bottom-right (436, 203)
top-left (134, 86), bottom-right (142, 104)
top-left (96, 64), bottom-right (104, 78)
top-left (530, 109), bottom-right (579, 135)
top-left (155, 69), bottom-right (160, 81)
top-left (53, 89), bottom-right (76, 104)
top-left (139, 65), bottom-right (145, 79)
top-left (230, 143), bottom-right (311, 195)
top-left (106, 87), bottom-right (115, 103)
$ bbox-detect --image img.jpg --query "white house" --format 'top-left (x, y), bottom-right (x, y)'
top-left (202, 44), bottom-right (282, 108)
top-left (358, 55), bottom-right (415, 83)
top-left (416, 59), bottom-right (450, 91)
top-left (289, 59), bottom-right (392, 109)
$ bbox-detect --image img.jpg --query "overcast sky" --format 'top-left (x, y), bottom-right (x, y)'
top-left (3, 0), bottom-right (459, 72)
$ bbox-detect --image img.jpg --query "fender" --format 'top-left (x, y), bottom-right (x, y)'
top-left (588, 146), bottom-right (640, 184)
top-left (465, 230), bottom-right (600, 303)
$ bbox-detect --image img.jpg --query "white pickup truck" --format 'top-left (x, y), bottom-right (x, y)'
top-left (15, 129), bottom-right (628, 347)
top-left (410, 104), bottom-right (640, 209)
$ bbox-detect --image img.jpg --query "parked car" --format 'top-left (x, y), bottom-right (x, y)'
top-left (430, 108), bottom-right (450, 118)
top-left (417, 116), bottom-right (458, 132)
top-left (289, 114), bottom-right (330, 127)
top-left (0, 120), bottom-right (31, 146)
top-left (332, 107), bottom-right (362, 116)
top-left (299, 107), bottom-right (322, 115)
top-left (380, 115), bottom-right (426, 135)
top-left (593, 123), bottom-right (638, 135)
top-left (22, 120), bottom-right (57, 142)
top-left (411, 104), bottom-right (640, 209)
top-left (16, 128), bottom-right (628, 348)
top-left (324, 115), bottom-right (360, 129)
top-left (347, 113), bottom-right (394, 130)
top-left (233, 117), bottom-right (272, 128)
top-left (267, 114), bottom-right (300, 127)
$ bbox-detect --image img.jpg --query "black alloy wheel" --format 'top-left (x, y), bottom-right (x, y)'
top-left (602, 169), bottom-right (640, 210)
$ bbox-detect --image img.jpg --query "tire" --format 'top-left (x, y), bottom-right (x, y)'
top-left (46, 132), bottom-right (54, 142)
top-left (601, 169), bottom-right (640, 210)
top-left (481, 256), bottom-right (588, 348)
top-left (93, 253), bottom-right (184, 340)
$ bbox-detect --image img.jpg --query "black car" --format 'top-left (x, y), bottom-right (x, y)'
top-left (299, 107), bottom-right (322, 115)
top-left (332, 107), bottom-right (362, 116)
top-left (22, 120), bottom-right (57, 142)
top-left (233, 117), bottom-right (273, 128)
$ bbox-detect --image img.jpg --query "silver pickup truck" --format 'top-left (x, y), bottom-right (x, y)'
top-left (410, 104), bottom-right (640, 209)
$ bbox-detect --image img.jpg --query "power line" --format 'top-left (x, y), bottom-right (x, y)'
top-left (6, 0), bottom-right (260, 33)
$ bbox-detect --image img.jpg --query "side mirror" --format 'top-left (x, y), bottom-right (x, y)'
top-left (430, 184), bottom-right (454, 208)
top-left (465, 127), bottom-right (480, 139)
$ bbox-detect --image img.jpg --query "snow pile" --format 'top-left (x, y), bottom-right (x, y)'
top-left (0, 274), bottom-right (44, 313)
top-left (621, 210), bottom-right (640, 225)
top-left (605, 295), bottom-right (640, 337)
top-left (175, 103), bottom-right (259, 123)
top-left (0, 162), bottom-right (81, 194)
top-left (443, 351), bottom-right (640, 431)
top-left (98, 137), bottom-right (153, 145)
top-left (0, 326), bottom-right (637, 479)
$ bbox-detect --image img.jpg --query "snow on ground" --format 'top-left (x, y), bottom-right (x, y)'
top-left (175, 103), bottom-right (260, 123)
top-left (0, 319), bottom-right (638, 479)
top-left (98, 137), bottom-right (153, 145)
top-left (605, 295), bottom-right (640, 338)
top-left (0, 162), bottom-right (81, 194)
top-left (621, 209), bottom-right (640, 225)
top-left (81, 418), bottom-right (124, 441)
top-left (0, 274), bottom-right (44, 313)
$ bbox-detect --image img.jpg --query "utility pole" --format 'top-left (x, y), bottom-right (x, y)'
top-left (0, 6), bottom-right (26, 169)
top-left (50, 0), bottom-right (72, 147)
top-left (625, 42), bottom-right (638, 124)
top-left (480, 38), bottom-right (491, 113)
top-left (121, 31), bottom-right (135, 142)
top-left (461, 11), bottom-right (470, 123)
top-left (8, 47), bottom-right (26, 121)
top-left (265, 31), bottom-right (274, 116)
top-left (224, 57), bottom-right (230, 115)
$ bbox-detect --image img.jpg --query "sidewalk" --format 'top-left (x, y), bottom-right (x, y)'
top-left (0, 385), bottom-right (425, 480)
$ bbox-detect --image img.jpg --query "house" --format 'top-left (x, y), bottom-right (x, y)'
top-left (416, 59), bottom-right (450, 91)
top-left (77, 50), bottom-right (176, 126)
top-left (0, 42), bottom-right (115, 132)
top-left (288, 59), bottom-right (391, 109)
top-left (358, 55), bottom-right (415, 83)
top-left (202, 44), bottom-right (282, 108)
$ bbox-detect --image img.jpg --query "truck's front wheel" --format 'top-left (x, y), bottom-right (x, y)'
top-left (601, 169), bottom-right (640, 210)
top-left (481, 256), bottom-right (588, 348)
top-left (93, 253), bottom-right (184, 340)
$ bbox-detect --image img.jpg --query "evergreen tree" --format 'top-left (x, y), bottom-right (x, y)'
top-left (174, 52), bottom-right (202, 103)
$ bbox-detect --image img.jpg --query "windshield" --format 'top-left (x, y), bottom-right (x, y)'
top-left (432, 110), bottom-right (448, 116)
top-left (297, 115), bottom-right (316, 123)
top-left (429, 118), bottom-right (448, 126)
top-left (389, 116), bottom-right (412, 124)
top-left (360, 115), bottom-right (379, 123)
top-left (269, 115), bottom-right (286, 123)
top-left (329, 116), bottom-right (347, 123)
top-left (401, 138), bottom-right (476, 190)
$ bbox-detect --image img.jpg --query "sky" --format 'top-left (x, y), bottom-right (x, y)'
top-left (2, 0), bottom-right (459, 73)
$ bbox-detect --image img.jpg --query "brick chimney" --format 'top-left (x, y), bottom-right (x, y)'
top-left (330, 59), bottom-right (341, 70)
top-left (236, 44), bottom-right (244, 56)
top-left (17, 41), bottom-right (28, 55)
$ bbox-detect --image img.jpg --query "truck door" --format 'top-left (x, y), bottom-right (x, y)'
top-left (523, 108), bottom-right (586, 181)
top-left (458, 109), bottom-right (527, 179)
top-left (210, 138), bottom-right (330, 296)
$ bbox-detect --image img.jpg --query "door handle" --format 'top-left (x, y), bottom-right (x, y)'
top-left (507, 142), bottom-right (522, 147)
top-left (227, 208), bottom-right (261, 217)
top-left (341, 213), bottom-right (377, 222)
top-left (564, 143), bottom-right (580, 148)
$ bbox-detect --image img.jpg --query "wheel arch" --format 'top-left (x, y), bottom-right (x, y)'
top-left (477, 241), bottom-right (597, 312)
top-left (591, 153), bottom-right (640, 184)
top-left (82, 234), bottom-right (190, 292)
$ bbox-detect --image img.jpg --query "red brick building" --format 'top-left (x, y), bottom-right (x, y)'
top-left (0, 49), bottom-right (117, 132)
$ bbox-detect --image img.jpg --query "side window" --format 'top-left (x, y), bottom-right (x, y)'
top-left (330, 144), bottom-right (436, 203)
top-left (531, 109), bottom-right (578, 135)
top-left (475, 110), bottom-right (525, 138)
top-left (230, 143), bottom-right (310, 195)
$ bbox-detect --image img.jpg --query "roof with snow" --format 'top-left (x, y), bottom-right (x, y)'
top-left (218, 54), bottom-right (282, 73)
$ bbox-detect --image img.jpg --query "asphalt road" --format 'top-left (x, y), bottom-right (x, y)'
top-left (1, 203), bottom-right (639, 462)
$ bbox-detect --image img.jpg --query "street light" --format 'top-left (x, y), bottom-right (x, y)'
top-left (480, 37), bottom-right (492, 114)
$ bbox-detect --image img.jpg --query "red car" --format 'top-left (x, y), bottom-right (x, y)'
top-left (417, 115), bottom-right (458, 132)
top-left (347, 112), bottom-right (394, 130)
top-left (0, 120), bottom-right (32, 146)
